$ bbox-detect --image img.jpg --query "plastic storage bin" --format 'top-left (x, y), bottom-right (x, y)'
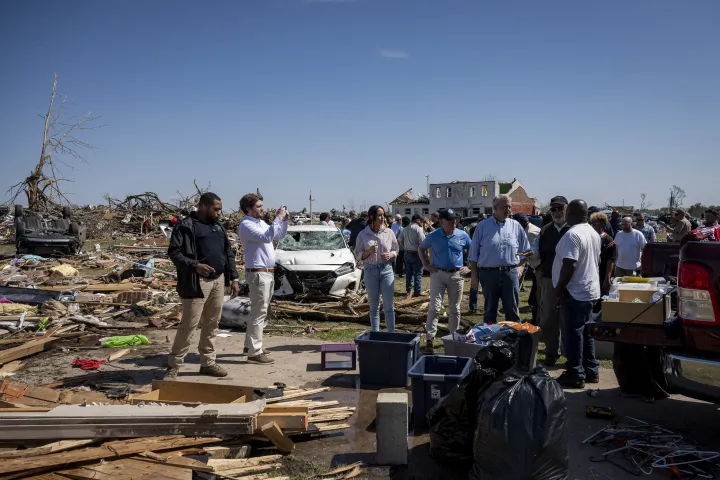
top-left (354, 331), bottom-right (421, 386)
top-left (440, 335), bottom-right (489, 358)
top-left (407, 355), bottom-right (473, 428)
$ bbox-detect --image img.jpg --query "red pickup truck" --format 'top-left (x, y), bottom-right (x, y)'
top-left (592, 241), bottom-right (720, 403)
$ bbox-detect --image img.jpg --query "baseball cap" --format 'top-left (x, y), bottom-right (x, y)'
top-left (550, 196), bottom-right (568, 206)
top-left (438, 209), bottom-right (455, 221)
top-left (588, 206), bottom-right (600, 213)
top-left (512, 212), bottom-right (528, 223)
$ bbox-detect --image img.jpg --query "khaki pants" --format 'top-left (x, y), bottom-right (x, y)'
top-left (246, 271), bottom-right (274, 357)
top-left (425, 270), bottom-right (464, 341)
top-left (168, 274), bottom-right (225, 369)
top-left (539, 276), bottom-right (561, 359)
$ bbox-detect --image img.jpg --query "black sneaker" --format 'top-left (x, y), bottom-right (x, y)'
top-left (556, 372), bottom-right (585, 389)
top-left (586, 373), bottom-right (600, 384)
top-left (543, 356), bottom-right (558, 367)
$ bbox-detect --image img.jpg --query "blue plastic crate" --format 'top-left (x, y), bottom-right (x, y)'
top-left (354, 331), bottom-right (421, 386)
top-left (407, 355), bottom-right (473, 428)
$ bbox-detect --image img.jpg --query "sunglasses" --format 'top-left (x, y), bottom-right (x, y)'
top-left (550, 206), bottom-right (565, 212)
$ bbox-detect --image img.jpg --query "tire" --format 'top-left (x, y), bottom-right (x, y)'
top-left (62, 206), bottom-right (71, 219)
top-left (613, 343), bottom-right (669, 399)
top-left (69, 222), bottom-right (79, 235)
top-left (14, 205), bottom-right (23, 218)
top-left (15, 219), bottom-right (26, 236)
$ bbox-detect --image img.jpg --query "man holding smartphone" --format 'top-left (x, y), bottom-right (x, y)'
top-left (237, 193), bottom-right (288, 365)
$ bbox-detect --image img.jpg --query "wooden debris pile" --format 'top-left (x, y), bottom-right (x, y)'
top-left (273, 291), bottom-right (434, 326)
top-left (0, 383), bottom-right (360, 480)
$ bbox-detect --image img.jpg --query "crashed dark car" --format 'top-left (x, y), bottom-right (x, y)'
top-left (14, 205), bottom-right (87, 255)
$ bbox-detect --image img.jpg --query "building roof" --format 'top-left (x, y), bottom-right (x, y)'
top-left (607, 206), bottom-right (635, 215)
top-left (389, 188), bottom-right (430, 205)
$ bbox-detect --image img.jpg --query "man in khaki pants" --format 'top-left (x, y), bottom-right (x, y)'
top-left (237, 193), bottom-right (288, 365)
top-left (419, 209), bottom-right (472, 354)
top-left (166, 193), bottom-right (240, 379)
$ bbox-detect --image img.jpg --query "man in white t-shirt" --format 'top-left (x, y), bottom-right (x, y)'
top-left (552, 199), bottom-right (601, 389)
top-left (614, 216), bottom-right (647, 277)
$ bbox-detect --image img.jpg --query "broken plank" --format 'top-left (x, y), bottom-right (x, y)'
top-left (206, 463), bottom-right (282, 477)
top-left (60, 457), bottom-right (192, 480)
top-left (0, 439), bottom-right (95, 459)
top-left (203, 445), bottom-right (251, 459)
top-left (258, 406), bottom-right (308, 431)
top-left (0, 337), bottom-right (59, 366)
top-left (107, 348), bottom-right (131, 362)
top-left (260, 422), bottom-right (294, 454)
top-left (265, 387), bottom-right (329, 403)
top-left (207, 454), bottom-right (283, 472)
top-left (265, 399), bottom-right (339, 409)
top-left (320, 461), bottom-right (363, 477)
top-left (135, 452), bottom-right (213, 472)
top-left (0, 435), bottom-right (221, 474)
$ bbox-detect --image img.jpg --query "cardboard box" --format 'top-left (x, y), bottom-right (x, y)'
top-left (601, 295), bottom-right (671, 326)
top-left (617, 286), bottom-right (658, 303)
top-left (130, 380), bottom-right (254, 405)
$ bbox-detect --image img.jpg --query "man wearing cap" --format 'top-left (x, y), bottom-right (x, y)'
top-left (420, 208), bottom-right (472, 353)
top-left (513, 212), bottom-right (541, 321)
top-left (535, 196), bottom-right (570, 366)
top-left (400, 215), bottom-right (426, 296)
top-left (671, 209), bottom-right (692, 241)
top-left (469, 195), bottom-right (530, 326)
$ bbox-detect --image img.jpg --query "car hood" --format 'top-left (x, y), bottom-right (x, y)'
top-left (276, 249), bottom-right (355, 268)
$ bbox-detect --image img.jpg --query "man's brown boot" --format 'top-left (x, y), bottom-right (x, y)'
top-left (247, 353), bottom-right (275, 365)
top-left (199, 364), bottom-right (228, 377)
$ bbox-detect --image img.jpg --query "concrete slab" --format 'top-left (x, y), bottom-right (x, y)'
top-left (376, 393), bottom-right (409, 466)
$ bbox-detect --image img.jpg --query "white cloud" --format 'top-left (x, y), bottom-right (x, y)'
top-left (380, 49), bottom-right (410, 59)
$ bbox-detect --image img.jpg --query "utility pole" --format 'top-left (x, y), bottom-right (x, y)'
top-left (309, 190), bottom-right (315, 224)
top-left (426, 175), bottom-right (430, 197)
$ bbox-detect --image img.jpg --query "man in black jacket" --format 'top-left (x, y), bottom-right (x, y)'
top-left (165, 192), bottom-right (240, 379)
top-left (536, 196), bottom-right (570, 366)
top-left (347, 211), bottom-right (369, 248)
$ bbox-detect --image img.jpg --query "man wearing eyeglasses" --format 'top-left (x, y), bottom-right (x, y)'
top-left (469, 194), bottom-right (531, 325)
top-left (535, 196), bottom-right (570, 366)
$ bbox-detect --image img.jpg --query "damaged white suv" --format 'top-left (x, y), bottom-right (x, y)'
top-left (274, 225), bottom-right (363, 298)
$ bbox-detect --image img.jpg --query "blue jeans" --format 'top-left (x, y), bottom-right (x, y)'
top-left (559, 297), bottom-right (599, 379)
top-left (364, 263), bottom-right (396, 332)
top-left (477, 267), bottom-right (520, 324)
top-left (469, 288), bottom-right (478, 311)
top-left (404, 252), bottom-right (423, 297)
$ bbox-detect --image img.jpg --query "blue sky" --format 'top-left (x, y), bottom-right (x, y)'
top-left (1, 0), bottom-right (718, 212)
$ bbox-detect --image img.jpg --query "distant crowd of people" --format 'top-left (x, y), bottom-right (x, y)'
top-left (163, 190), bottom-right (720, 391)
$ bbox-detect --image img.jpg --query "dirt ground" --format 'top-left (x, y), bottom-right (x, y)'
top-left (3, 242), bottom-right (715, 479)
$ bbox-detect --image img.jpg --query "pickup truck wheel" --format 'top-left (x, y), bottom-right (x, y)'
top-left (15, 219), bottom-right (26, 236)
top-left (613, 343), bottom-right (669, 399)
top-left (14, 205), bottom-right (23, 218)
top-left (62, 206), bottom-right (71, 219)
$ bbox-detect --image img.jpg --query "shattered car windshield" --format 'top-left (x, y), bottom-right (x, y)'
top-left (278, 230), bottom-right (347, 251)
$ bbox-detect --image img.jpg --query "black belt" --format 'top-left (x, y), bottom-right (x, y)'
top-left (479, 265), bottom-right (517, 271)
top-left (437, 267), bottom-right (462, 273)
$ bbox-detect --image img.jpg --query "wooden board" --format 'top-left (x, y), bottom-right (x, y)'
top-left (0, 337), bottom-right (59, 366)
top-left (60, 457), bottom-right (192, 480)
top-left (207, 454), bottom-right (282, 472)
top-left (0, 439), bottom-right (95, 459)
top-left (260, 422), bottom-right (294, 454)
top-left (265, 387), bottom-right (329, 403)
top-left (130, 379), bottom-right (253, 405)
top-left (258, 406), bottom-right (308, 431)
top-left (0, 435), bottom-right (221, 474)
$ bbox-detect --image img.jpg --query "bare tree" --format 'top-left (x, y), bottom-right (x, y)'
top-left (348, 199), bottom-right (355, 211)
top-left (639, 193), bottom-right (652, 211)
top-left (668, 185), bottom-right (686, 212)
top-left (6, 74), bottom-right (101, 211)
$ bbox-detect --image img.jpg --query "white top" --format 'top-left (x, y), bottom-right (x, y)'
top-left (552, 223), bottom-right (601, 302)
top-left (237, 216), bottom-right (288, 269)
top-left (614, 229), bottom-right (647, 270)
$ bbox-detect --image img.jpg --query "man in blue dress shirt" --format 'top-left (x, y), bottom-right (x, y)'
top-left (469, 195), bottom-right (531, 325)
top-left (419, 209), bottom-right (472, 353)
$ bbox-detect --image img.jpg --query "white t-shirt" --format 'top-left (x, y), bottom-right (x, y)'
top-left (552, 223), bottom-right (601, 302)
top-left (614, 230), bottom-right (647, 270)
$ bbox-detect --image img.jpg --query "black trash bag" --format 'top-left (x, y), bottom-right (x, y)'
top-left (474, 339), bottom-right (516, 372)
top-left (470, 367), bottom-right (569, 480)
top-left (428, 367), bottom-right (501, 463)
